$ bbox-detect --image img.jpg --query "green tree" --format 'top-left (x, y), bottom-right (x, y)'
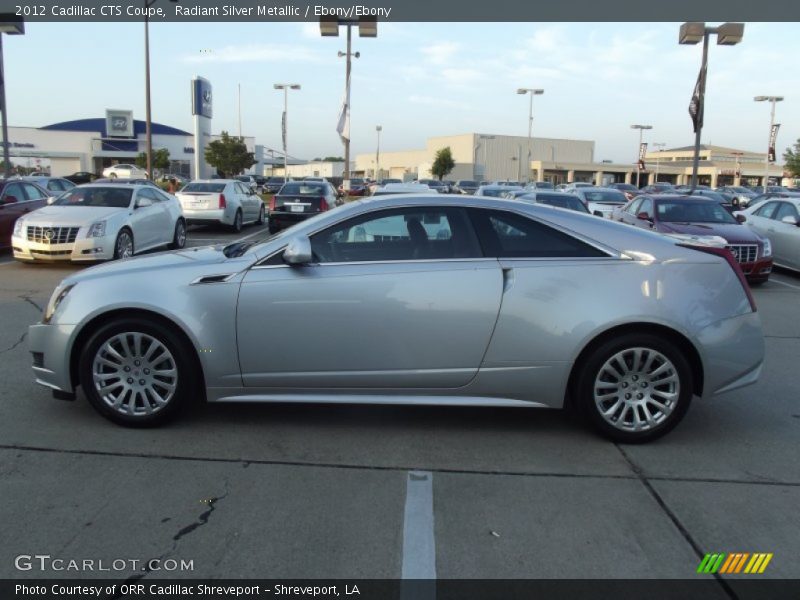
top-left (135, 148), bottom-right (171, 174)
top-left (204, 131), bottom-right (255, 177)
top-left (430, 147), bottom-right (455, 181)
top-left (783, 139), bottom-right (800, 178)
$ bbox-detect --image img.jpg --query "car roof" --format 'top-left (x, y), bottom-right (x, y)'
top-left (76, 183), bottom-right (150, 190)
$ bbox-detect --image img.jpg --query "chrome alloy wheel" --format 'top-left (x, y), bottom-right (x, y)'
top-left (116, 231), bottom-right (133, 259)
top-left (92, 332), bottom-right (178, 416)
top-left (593, 347), bottom-right (679, 432)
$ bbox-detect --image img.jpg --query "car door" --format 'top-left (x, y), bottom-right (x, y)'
top-left (238, 182), bottom-right (257, 220)
top-left (236, 206), bottom-right (503, 389)
top-left (150, 188), bottom-right (177, 244)
top-left (746, 200), bottom-right (778, 239)
top-left (769, 202), bottom-right (800, 270)
top-left (128, 188), bottom-right (164, 249)
top-left (618, 197), bottom-right (643, 224)
top-left (0, 183), bottom-right (29, 248)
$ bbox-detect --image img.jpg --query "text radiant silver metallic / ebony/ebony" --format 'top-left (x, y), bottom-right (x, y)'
top-left (28, 195), bottom-right (765, 442)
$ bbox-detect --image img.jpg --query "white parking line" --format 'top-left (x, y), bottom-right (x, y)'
top-left (233, 228), bottom-right (270, 243)
top-left (770, 278), bottom-right (800, 291)
top-left (401, 471), bottom-right (437, 580)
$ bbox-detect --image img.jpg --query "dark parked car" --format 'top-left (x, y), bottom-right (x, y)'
top-left (607, 182), bottom-right (641, 201)
top-left (264, 177), bottom-right (291, 194)
top-left (21, 176), bottom-right (76, 198)
top-left (614, 195), bottom-right (773, 284)
top-left (64, 171), bottom-right (99, 185)
top-left (268, 180), bottom-right (340, 233)
top-left (639, 182), bottom-right (675, 194)
top-left (0, 179), bottom-right (51, 249)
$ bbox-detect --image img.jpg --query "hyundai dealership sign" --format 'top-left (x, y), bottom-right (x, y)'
top-left (192, 77), bottom-right (213, 119)
top-left (105, 109), bottom-right (134, 138)
top-left (191, 77), bottom-right (212, 178)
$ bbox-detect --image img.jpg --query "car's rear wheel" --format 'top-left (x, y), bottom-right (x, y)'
top-left (576, 334), bottom-right (693, 443)
top-left (113, 229), bottom-right (134, 260)
top-left (79, 318), bottom-right (194, 427)
top-left (231, 209), bottom-right (243, 233)
top-left (169, 219), bottom-right (186, 250)
top-left (268, 218), bottom-right (279, 234)
top-left (256, 204), bottom-right (265, 225)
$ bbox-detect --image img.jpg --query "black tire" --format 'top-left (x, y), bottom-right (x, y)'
top-left (78, 317), bottom-right (196, 427)
top-left (256, 204), bottom-right (265, 225)
top-left (113, 228), bottom-right (134, 260)
top-left (231, 209), bottom-right (243, 233)
top-left (575, 333), bottom-right (693, 443)
top-left (169, 219), bottom-right (186, 250)
top-left (108, 172), bottom-right (117, 179)
top-left (268, 218), bottom-right (280, 234)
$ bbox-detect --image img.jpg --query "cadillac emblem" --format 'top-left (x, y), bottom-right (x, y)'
top-left (44, 229), bottom-right (55, 243)
top-left (731, 248), bottom-right (739, 259)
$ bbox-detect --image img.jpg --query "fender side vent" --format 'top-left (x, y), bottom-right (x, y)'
top-left (191, 274), bottom-right (235, 285)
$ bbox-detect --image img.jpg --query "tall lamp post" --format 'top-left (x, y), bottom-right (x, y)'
top-left (653, 142), bottom-right (666, 181)
top-left (754, 95), bottom-right (783, 190)
top-left (516, 88), bottom-right (544, 183)
top-left (630, 124), bottom-right (652, 188)
top-left (679, 22), bottom-right (744, 192)
top-left (273, 83), bottom-right (301, 181)
top-left (0, 15), bottom-right (24, 179)
top-left (320, 17), bottom-right (377, 193)
top-left (375, 125), bottom-right (381, 180)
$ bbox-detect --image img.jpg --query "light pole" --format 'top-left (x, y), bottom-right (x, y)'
top-left (0, 15), bottom-right (24, 180)
top-left (516, 88), bottom-right (544, 183)
top-left (754, 95), bottom-right (783, 191)
top-left (320, 17), bottom-right (377, 192)
top-left (274, 83), bottom-right (301, 181)
top-left (653, 142), bottom-right (666, 181)
top-left (679, 22), bottom-right (744, 192)
top-left (630, 124), bottom-right (652, 188)
top-left (375, 125), bottom-right (381, 180)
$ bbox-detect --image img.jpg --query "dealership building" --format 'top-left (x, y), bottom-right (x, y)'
top-left (353, 133), bottom-right (788, 187)
top-left (3, 111), bottom-right (263, 178)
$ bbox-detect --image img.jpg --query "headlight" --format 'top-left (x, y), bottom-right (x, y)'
top-left (43, 284), bottom-right (75, 324)
top-left (664, 233), bottom-right (728, 248)
top-left (762, 238), bottom-right (772, 257)
top-left (13, 219), bottom-right (24, 237)
top-left (86, 221), bottom-right (106, 238)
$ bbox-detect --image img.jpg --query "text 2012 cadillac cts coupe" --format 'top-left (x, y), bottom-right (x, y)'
top-left (28, 195), bottom-right (765, 443)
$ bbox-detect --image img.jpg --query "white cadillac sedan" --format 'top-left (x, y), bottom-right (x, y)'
top-left (12, 183), bottom-right (186, 262)
top-left (102, 164), bottom-right (148, 179)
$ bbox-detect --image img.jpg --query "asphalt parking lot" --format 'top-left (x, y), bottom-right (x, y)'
top-left (1, 224), bottom-right (799, 590)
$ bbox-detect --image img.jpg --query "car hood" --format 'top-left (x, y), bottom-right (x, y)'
top-left (21, 205), bottom-right (128, 226)
top-left (61, 245), bottom-right (255, 286)
top-left (657, 221), bottom-right (761, 242)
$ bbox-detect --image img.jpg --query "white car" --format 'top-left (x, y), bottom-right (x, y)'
top-left (371, 183), bottom-right (433, 196)
top-left (12, 183), bottom-right (186, 262)
top-left (102, 164), bottom-right (148, 179)
top-left (175, 179), bottom-right (264, 232)
top-left (573, 187), bottom-right (629, 218)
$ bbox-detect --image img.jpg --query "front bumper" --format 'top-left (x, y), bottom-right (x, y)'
top-left (740, 257), bottom-right (773, 282)
top-left (12, 234), bottom-right (115, 262)
top-left (696, 310), bottom-right (764, 398)
top-left (28, 322), bottom-right (78, 394)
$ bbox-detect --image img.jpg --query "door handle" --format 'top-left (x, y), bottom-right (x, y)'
top-left (501, 267), bottom-right (514, 293)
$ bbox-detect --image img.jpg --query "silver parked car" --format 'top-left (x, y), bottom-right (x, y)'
top-left (176, 179), bottom-right (264, 232)
top-left (572, 187), bottom-right (629, 218)
top-left (29, 195), bottom-right (764, 442)
top-left (738, 192), bottom-right (800, 272)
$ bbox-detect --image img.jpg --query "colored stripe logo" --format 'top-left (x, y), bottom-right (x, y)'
top-left (697, 553), bottom-right (773, 574)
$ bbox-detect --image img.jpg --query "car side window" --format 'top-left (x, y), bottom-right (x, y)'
top-left (638, 198), bottom-right (654, 219)
top-left (774, 202), bottom-right (799, 221)
top-left (21, 183), bottom-right (47, 201)
top-left (754, 201), bottom-right (778, 219)
top-left (626, 197), bottom-right (643, 215)
top-left (47, 180), bottom-right (64, 192)
top-left (137, 188), bottom-right (160, 204)
top-left (1, 183), bottom-right (25, 203)
top-left (468, 208), bottom-right (607, 258)
top-left (310, 207), bottom-right (482, 263)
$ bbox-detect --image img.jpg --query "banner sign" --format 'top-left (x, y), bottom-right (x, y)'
top-left (768, 123), bottom-right (780, 163)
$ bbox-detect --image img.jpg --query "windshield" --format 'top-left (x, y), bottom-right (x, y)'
top-left (182, 183), bottom-right (226, 193)
top-left (536, 194), bottom-right (589, 212)
top-left (583, 191), bottom-right (626, 204)
top-left (279, 183), bottom-right (328, 195)
top-left (657, 201), bottom-right (737, 224)
top-left (52, 187), bottom-right (133, 208)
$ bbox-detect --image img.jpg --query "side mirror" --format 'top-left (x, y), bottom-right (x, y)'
top-left (47, 196), bottom-right (58, 205)
top-left (636, 212), bottom-right (653, 222)
top-left (781, 215), bottom-right (800, 226)
top-left (283, 236), bottom-right (313, 265)
top-left (735, 213), bottom-right (746, 223)
top-left (4, 195), bottom-right (18, 204)
top-left (136, 197), bottom-right (153, 209)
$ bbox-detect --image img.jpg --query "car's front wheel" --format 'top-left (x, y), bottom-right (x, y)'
top-left (78, 318), bottom-right (194, 427)
top-left (575, 333), bottom-right (693, 443)
top-left (267, 218), bottom-right (280, 234)
top-left (113, 229), bottom-right (134, 260)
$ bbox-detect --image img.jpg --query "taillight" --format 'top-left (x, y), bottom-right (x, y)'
top-left (319, 197), bottom-right (329, 211)
top-left (678, 244), bottom-right (756, 312)
top-left (218, 194), bottom-right (227, 209)
top-left (269, 196), bottom-right (276, 211)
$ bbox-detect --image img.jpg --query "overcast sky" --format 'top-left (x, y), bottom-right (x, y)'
top-left (4, 21), bottom-right (798, 163)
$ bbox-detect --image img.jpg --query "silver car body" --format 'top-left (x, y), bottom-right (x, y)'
top-left (573, 187), bottom-right (629, 218)
top-left (12, 183), bottom-right (184, 262)
top-left (176, 180), bottom-right (262, 226)
top-left (30, 195), bottom-right (763, 417)
top-left (739, 195), bottom-right (800, 271)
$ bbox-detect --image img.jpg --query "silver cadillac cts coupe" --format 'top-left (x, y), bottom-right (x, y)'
top-left (29, 195), bottom-right (765, 443)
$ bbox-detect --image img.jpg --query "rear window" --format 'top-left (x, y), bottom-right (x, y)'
top-left (536, 194), bottom-right (590, 212)
top-left (280, 183), bottom-right (327, 195)
top-left (182, 183), bottom-right (226, 193)
top-left (583, 191), bottom-right (627, 204)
